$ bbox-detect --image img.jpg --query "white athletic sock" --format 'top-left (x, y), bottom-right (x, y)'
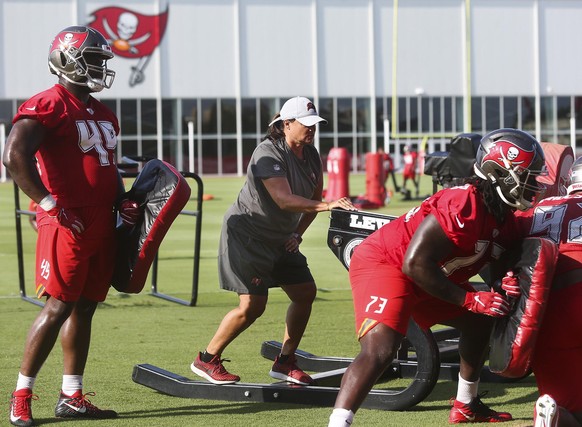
top-left (328, 408), bottom-right (355, 427)
top-left (62, 375), bottom-right (83, 396)
top-left (456, 373), bottom-right (479, 404)
top-left (16, 373), bottom-right (36, 391)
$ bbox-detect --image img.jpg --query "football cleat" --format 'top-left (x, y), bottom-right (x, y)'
top-left (54, 391), bottom-right (117, 419)
top-left (449, 394), bottom-right (513, 423)
top-left (9, 388), bottom-right (37, 427)
top-left (534, 394), bottom-right (559, 427)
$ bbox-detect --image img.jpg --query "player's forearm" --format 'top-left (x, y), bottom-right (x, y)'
top-left (403, 261), bottom-right (466, 306)
top-left (4, 156), bottom-right (49, 203)
top-left (4, 121), bottom-right (49, 203)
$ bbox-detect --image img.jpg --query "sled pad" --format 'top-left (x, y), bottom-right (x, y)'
top-left (538, 142), bottom-right (574, 199)
top-left (488, 237), bottom-right (558, 378)
top-left (112, 160), bottom-right (191, 293)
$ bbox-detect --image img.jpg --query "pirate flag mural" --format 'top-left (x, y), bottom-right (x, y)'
top-left (88, 5), bottom-right (169, 87)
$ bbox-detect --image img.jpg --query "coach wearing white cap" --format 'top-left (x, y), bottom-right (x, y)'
top-left (191, 96), bottom-right (356, 386)
top-left (268, 96), bottom-right (328, 127)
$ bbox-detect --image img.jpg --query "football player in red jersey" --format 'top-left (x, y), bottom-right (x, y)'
top-left (401, 145), bottom-right (419, 199)
top-left (328, 129), bottom-right (547, 427)
top-left (3, 26), bottom-right (140, 427)
top-left (515, 157), bottom-right (582, 427)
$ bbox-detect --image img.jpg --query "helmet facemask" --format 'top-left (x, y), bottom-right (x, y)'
top-left (81, 51), bottom-right (115, 92)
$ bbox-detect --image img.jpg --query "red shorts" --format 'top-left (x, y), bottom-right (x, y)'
top-left (402, 166), bottom-right (416, 180)
top-left (35, 206), bottom-right (116, 302)
top-left (532, 284), bottom-right (582, 412)
top-left (349, 245), bottom-right (470, 337)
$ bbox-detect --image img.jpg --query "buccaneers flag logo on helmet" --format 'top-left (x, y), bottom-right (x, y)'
top-left (482, 139), bottom-right (537, 171)
top-left (50, 31), bottom-right (88, 57)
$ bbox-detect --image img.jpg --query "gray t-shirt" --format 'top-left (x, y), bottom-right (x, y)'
top-left (224, 138), bottom-right (322, 245)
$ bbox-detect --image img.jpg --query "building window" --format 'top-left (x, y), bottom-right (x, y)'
top-left (221, 98), bottom-right (237, 135)
top-left (318, 97), bottom-right (335, 139)
top-left (182, 99), bottom-right (198, 127)
top-left (432, 97), bottom-right (442, 134)
top-left (162, 99), bottom-right (178, 136)
top-left (241, 98), bottom-right (256, 134)
top-left (222, 138), bottom-right (237, 174)
top-left (242, 138), bottom-right (258, 171)
top-left (409, 97), bottom-right (418, 133)
top-left (420, 97), bottom-right (430, 133)
top-left (141, 99), bottom-right (157, 136)
top-left (471, 97), bottom-right (482, 133)
top-left (201, 99), bottom-right (217, 134)
top-left (485, 97), bottom-right (501, 131)
top-left (375, 97), bottom-right (388, 133)
top-left (201, 138), bottom-right (218, 174)
top-left (337, 98), bottom-right (353, 133)
top-left (502, 97), bottom-right (518, 129)
top-left (444, 97), bottom-right (453, 132)
top-left (521, 96), bottom-right (536, 132)
top-left (0, 100), bottom-right (13, 124)
top-left (454, 97), bottom-right (464, 133)
top-left (120, 99), bottom-right (138, 137)
top-left (260, 98), bottom-right (277, 133)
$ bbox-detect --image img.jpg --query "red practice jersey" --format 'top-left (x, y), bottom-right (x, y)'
top-left (402, 150), bottom-right (417, 178)
top-left (517, 195), bottom-right (582, 413)
top-left (519, 193), bottom-right (582, 276)
top-left (359, 184), bottom-right (521, 284)
top-left (13, 84), bottom-right (120, 208)
top-left (381, 152), bottom-right (394, 173)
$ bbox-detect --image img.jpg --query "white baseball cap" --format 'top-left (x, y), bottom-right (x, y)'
top-left (269, 96), bottom-right (328, 127)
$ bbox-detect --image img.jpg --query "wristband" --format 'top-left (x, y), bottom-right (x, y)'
top-left (38, 194), bottom-right (57, 211)
top-left (292, 232), bottom-right (302, 243)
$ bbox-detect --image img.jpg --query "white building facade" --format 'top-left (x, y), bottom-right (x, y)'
top-left (1, 0), bottom-right (582, 175)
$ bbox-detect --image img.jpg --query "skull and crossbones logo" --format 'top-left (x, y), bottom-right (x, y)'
top-left (506, 147), bottom-right (520, 161)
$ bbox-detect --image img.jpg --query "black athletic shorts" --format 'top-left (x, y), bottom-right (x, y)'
top-left (218, 224), bottom-right (314, 296)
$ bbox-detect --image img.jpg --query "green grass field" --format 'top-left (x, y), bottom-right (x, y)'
top-left (0, 173), bottom-right (539, 426)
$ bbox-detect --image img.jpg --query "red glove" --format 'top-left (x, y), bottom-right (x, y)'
top-left (462, 291), bottom-right (510, 317)
top-left (501, 271), bottom-right (521, 299)
top-left (119, 199), bottom-right (141, 227)
top-left (47, 206), bottom-right (85, 239)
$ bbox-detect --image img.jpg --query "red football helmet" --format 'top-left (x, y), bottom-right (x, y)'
top-left (48, 26), bottom-right (115, 92)
top-left (474, 128), bottom-right (546, 211)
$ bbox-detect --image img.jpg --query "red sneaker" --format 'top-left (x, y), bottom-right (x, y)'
top-left (191, 352), bottom-right (240, 384)
top-left (449, 394), bottom-right (512, 423)
top-left (269, 354), bottom-right (313, 386)
top-left (54, 391), bottom-right (117, 419)
top-left (9, 388), bottom-right (37, 427)
top-left (534, 394), bottom-right (559, 427)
